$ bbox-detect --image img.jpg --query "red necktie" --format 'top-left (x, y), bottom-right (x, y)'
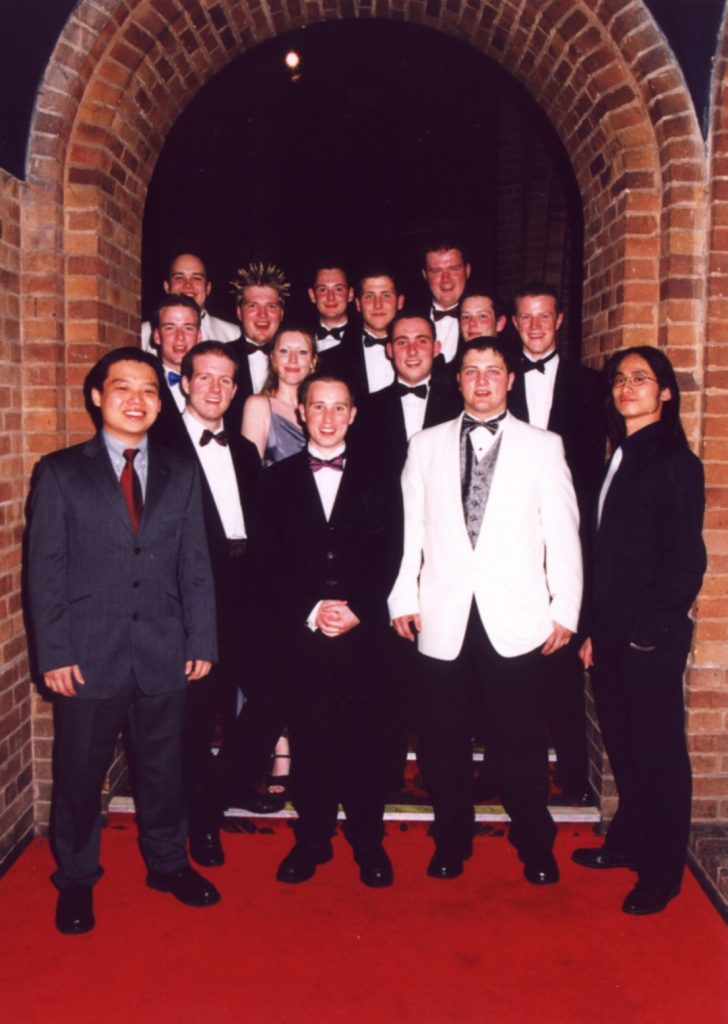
top-left (120, 448), bottom-right (143, 532)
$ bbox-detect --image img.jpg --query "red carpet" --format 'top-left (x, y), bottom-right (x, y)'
top-left (1, 816), bottom-right (725, 1024)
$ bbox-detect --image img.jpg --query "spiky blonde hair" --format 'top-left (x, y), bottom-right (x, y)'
top-left (230, 261), bottom-right (291, 306)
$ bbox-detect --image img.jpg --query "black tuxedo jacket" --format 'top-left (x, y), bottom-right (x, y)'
top-left (26, 433), bottom-right (217, 697)
top-left (223, 337), bottom-right (267, 436)
top-left (314, 319), bottom-right (374, 399)
top-left (588, 421), bottom-right (706, 650)
top-left (252, 449), bottom-right (400, 635)
top-left (166, 427), bottom-right (260, 575)
top-left (149, 380), bottom-right (188, 449)
top-left (509, 357), bottom-right (605, 517)
top-left (353, 371), bottom-right (462, 479)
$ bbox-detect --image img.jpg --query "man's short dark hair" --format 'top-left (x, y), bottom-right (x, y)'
top-left (311, 260), bottom-right (350, 285)
top-left (180, 341), bottom-right (240, 386)
top-left (513, 281), bottom-right (562, 315)
top-left (387, 308), bottom-right (436, 343)
top-left (455, 337), bottom-right (516, 375)
top-left (422, 239), bottom-right (468, 266)
top-left (298, 372), bottom-right (355, 409)
top-left (83, 347), bottom-right (163, 430)
top-left (355, 267), bottom-right (399, 297)
top-left (152, 293), bottom-right (202, 333)
top-left (460, 284), bottom-right (503, 320)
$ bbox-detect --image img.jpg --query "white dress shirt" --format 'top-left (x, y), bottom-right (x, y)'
top-left (362, 335), bottom-right (395, 393)
top-left (163, 373), bottom-right (186, 413)
top-left (523, 348), bottom-right (559, 429)
top-left (399, 376), bottom-right (431, 441)
top-left (306, 442), bottom-right (346, 630)
top-left (431, 304), bottom-right (460, 363)
top-left (315, 320), bottom-right (348, 354)
top-left (597, 445), bottom-right (623, 527)
top-left (182, 411), bottom-right (246, 540)
top-left (246, 341), bottom-right (270, 395)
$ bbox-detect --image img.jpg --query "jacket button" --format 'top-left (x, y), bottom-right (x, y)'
top-left (132, 580), bottom-right (140, 588)
top-left (132, 613), bottom-right (139, 622)
top-left (134, 547), bottom-right (141, 555)
top-left (326, 551), bottom-right (335, 560)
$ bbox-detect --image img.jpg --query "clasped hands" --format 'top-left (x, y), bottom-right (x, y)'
top-left (315, 600), bottom-right (360, 637)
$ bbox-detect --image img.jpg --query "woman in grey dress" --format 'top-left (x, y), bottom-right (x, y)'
top-left (242, 326), bottom-right (318, 797)
top-left (242, 326), bottom-right (317, 465)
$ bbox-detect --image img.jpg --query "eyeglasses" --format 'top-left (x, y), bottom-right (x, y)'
top-left (612, 372), bottom-right (657, 389)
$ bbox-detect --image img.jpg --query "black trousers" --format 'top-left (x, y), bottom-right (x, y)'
top-left (418, 603), bottom-right (556, 862)
top-left (591, 621), bottom-right (693, 891)
top-left (51, 681), bottom-right (188, 891)
top-left (542, 640), bottom-right (588, 791)
top-left (184, 553), bottom-right (285, 829)
top-left (286, 626), bottom-right (392, 851)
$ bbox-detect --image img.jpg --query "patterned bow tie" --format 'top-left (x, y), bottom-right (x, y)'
top-left (363, 332), bottom-right (387, 348)
top-left (167, 370), bottom-right (182, 386)
top-left (316, 325), bottom-right (345, 342)
top-left (461, 411), bottom-right (506, 436)
top-left (522, 350), bottom-right (558, 374)
top-left (397, 382), bottom-right (428, 399)
top-left (432, 307), bottom-right (458, 322)
top-left (308, 452), bottom-right (346, 473)
top-left (244, 340), bottom-right (272, 357)
top-left (199, 429), bottom-right (229, 447)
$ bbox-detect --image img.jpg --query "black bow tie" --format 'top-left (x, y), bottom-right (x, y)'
top-left (461, 411), bottom-right (506, 436)
top-left (432, 307), bottom-right (458, 322)
top-left (199, 429), bottom-right (229, 447)
top-left (308, 452), bottom-right (346, 473)
top-left (397, 382), bottom-right (428, 400)
top-left (244, 340), bottom-right (272, 357)
top-left (522, 350), bottom-right (557, 374)
top-left (363, 332), bottom-right (387, 348)
top-left (316, 325), bottom-right (345, 342)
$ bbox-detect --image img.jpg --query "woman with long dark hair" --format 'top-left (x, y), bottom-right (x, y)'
top-left (572, 346), bottom-right (706, 915)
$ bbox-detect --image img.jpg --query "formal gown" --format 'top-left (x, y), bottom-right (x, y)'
top-left (263, 403), bottom-right (305, 467)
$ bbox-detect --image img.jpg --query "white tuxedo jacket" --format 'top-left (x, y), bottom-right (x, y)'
top-left (388, 412), bottom-right (582, 660)
top-left (141, 312), bottom-right (240, 352)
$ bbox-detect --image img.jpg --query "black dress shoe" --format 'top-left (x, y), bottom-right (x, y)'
top-left (427, 849), bottom-right (464, 880)
top-left (234, 789), bottom-right (284, 815)
top-left (56, 886), bottom-right (94, 935)
top-left (276, 841), bottom-right (333, 884)
top-left (189, 831), bottom-right (225, 868)
top-left (146, 865), bottom-right (221, 906)
top-left (622, 881), bottom-right (680, 916)
top-left (572, 846), bottom-right (636, 870)
top-left (523, 854), bottom-right (560, 885)
top-left (355, 845), bottom-right (393, 888)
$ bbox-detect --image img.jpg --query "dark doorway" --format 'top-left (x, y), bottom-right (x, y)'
top-left (142, 19), bottom-right (583, 353)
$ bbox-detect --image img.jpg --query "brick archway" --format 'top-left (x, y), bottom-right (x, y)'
top-left (18, 1), bottom-right (718, 837)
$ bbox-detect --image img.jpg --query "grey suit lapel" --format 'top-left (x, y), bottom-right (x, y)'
top-left (142, 444), bottom-right (173, 530)
top-left (82, 434), bottom-right (135, 534)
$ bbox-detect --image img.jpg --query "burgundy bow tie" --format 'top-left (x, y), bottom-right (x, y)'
top-left (308, 452), bottom-right (346, 473)
top-left (199, 429), bottom-right (229, 447)
top-left (432, 307), bottom-right (458, 321)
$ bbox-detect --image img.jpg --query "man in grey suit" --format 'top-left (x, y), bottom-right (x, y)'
top-left (27, 347), bottom-right (220, 935)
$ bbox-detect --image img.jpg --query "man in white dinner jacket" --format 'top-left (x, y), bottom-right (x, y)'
top-left (388, 336), bottom-right (582, 885)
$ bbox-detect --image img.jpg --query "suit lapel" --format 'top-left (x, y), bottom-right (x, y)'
top-left (82, 434), bottom-right (136, 534)
top-left (141, 443), bottom-right (173, 532)
top-left (547, 360), bottom-right (568, 436)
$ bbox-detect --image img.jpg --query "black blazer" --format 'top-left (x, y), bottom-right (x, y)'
top-left (252, 449), bottom-right (400, 634)
top-left (223, 337), bottom-right (265, 436)
top-left (588, 420), bottom-right (706, 650)
top-left (314, 319), bottom-right (373, 400)
top-left (509, 358), bottom-right (605, 517)
top-left (149, 380), bottom-right (188, 449)
top-left (166, 427), bottom-right (260, 574)
top-left (353, 371), bottom-right (462, 479)
top-left (26, 433), bottom-right (217, 697)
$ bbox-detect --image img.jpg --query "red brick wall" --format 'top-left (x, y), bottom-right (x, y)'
top-left (0, 0), bottom-right (724, 866)
top-left (0, 169), bottom-right (33, 868)
top-left (689, 11), bottom-right (728, 824)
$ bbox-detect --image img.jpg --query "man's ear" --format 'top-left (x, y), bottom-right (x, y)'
top-left (91, 388), bottom-right (102, 408)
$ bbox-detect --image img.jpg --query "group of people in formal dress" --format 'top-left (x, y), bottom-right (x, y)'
top-left (26, 241), bottom-right (706, 936)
